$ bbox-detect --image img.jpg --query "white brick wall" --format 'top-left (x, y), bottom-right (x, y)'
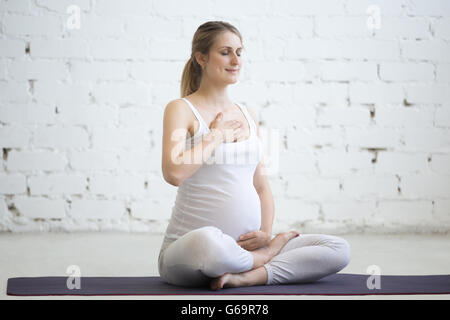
top-left (0, 0), bottom-right (449, 234)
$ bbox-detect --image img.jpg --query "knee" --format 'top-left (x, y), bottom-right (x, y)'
top-left (185, 226), bottom-right (241, 273)
top-left (333, 236), bottom-right (351, 270)
top-left (187, 226), bottom-right (222, 244)
top-left (183, 226), bottom-right (225, 259)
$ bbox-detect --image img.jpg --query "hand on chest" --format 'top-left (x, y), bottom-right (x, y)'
top-left (214, 110), bottom-right (250, 135)
top-left (197, 107), bottom-right (251, 139)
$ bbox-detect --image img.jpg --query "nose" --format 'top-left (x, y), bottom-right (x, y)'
top-left (230, 51), bottom-right (240, 65)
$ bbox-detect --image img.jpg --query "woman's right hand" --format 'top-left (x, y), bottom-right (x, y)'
top-left (209, 112), bottom-right (245, 143)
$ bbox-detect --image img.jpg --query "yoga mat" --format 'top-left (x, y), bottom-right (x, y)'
top-left (7, 273), bottom-right (450, 296)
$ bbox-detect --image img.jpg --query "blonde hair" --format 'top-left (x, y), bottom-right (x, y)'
top-left (180, 21), bottom-right (243, 98)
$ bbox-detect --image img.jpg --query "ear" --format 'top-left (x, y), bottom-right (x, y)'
top-left (194, 51), bottom-right (207, 68)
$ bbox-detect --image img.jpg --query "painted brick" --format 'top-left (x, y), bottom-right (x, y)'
top-left (14, 196), bottom-right (66, 219)
top-left (0, 0), bottom-right (449, 233)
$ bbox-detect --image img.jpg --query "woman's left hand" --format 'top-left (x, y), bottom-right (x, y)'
top-left (237, 230), bottom-right (271, 251)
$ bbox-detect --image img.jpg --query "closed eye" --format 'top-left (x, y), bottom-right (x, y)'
top-left (222, 52), bottom-right (241, 56)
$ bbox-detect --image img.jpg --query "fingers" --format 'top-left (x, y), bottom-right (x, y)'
top-left (218, 121), bottom-right (242, 141)
top-left (238, 239), bottom-right (263, 251)
top-left (222, 128), bottom-right (245, 143)
top-left (238, 231), bottom-right (256, 241)
top-left (234, 127), bottom-right (246, 141)
top-left (237, 240), bottom-right (255, 251)
top-left (238, 232), bottom-right (253, 241)
top-left (226, 120), bottom-right (243, 128)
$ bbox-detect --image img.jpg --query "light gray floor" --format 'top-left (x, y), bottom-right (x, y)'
top-left (1, 232), bottom-right (449, 300)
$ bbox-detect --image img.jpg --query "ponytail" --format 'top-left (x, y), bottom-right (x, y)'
top-left (180, 56), bottom-right (202, 98)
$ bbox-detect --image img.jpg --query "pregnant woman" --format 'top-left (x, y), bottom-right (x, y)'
top-left (158, 21), bottom-right (351, 290)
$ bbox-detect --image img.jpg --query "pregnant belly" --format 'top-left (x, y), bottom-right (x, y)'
top-left (174, 186), bottom-right (262, 241)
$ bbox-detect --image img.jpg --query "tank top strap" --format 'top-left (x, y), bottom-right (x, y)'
top-left (180, 97), bottom-right (209, 131)
top-left (235, 102), bottom-right (257, 137)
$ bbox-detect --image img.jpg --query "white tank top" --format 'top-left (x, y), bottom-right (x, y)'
top-left (160, 97), bottom-right (263, 252)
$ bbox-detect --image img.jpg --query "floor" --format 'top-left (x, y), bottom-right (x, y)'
top-left (1, 232), bottom-right (449, 300)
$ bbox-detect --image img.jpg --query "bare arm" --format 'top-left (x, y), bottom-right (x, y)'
top-left (171, 133), bottom-right (224, 186)
top-left (161, 100), bottom-right (221, 186)
top-left (256, 165), bottom-right (275, 235)
top-left (247, 106), bottom-right (274, 235)
top-left (236, 106), bottom-right (275, 249)
top-left (161, 100), bottom-right (243, 186)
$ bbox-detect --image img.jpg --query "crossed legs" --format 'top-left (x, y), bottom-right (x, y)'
top-left (158, 226), bottom-right (351, 290)
top-left (210, 230), bottom-right (300, 290)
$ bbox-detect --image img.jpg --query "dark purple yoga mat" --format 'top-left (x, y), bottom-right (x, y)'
top-left (7, 273), bottom-right (450, 296)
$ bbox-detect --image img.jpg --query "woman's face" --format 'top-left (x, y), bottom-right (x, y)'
top-left (199, 31), bottom-right (243, 84)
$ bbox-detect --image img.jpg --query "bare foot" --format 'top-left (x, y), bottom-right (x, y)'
top-left (267, 230), bottom-right (299, 259)
top-left (210, 231), bottom-right (299, 290)
top-left (210, 273), bottom-right (240, 291)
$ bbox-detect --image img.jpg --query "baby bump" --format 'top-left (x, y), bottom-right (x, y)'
top-left (214, 187), bottom-right (261, 240)
top-left (178, 187), bottom-right (261, 241)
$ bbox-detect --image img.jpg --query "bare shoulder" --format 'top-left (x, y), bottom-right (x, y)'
top-left (162, 99), bottom-right (195, 135)
top-left (164, 98), bottom-right (188, 116)
top-left (164, 99), bottom-right (192, 123)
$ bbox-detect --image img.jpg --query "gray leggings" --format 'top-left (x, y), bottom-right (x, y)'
top-left (158, 226), bottom-right (351, 287)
